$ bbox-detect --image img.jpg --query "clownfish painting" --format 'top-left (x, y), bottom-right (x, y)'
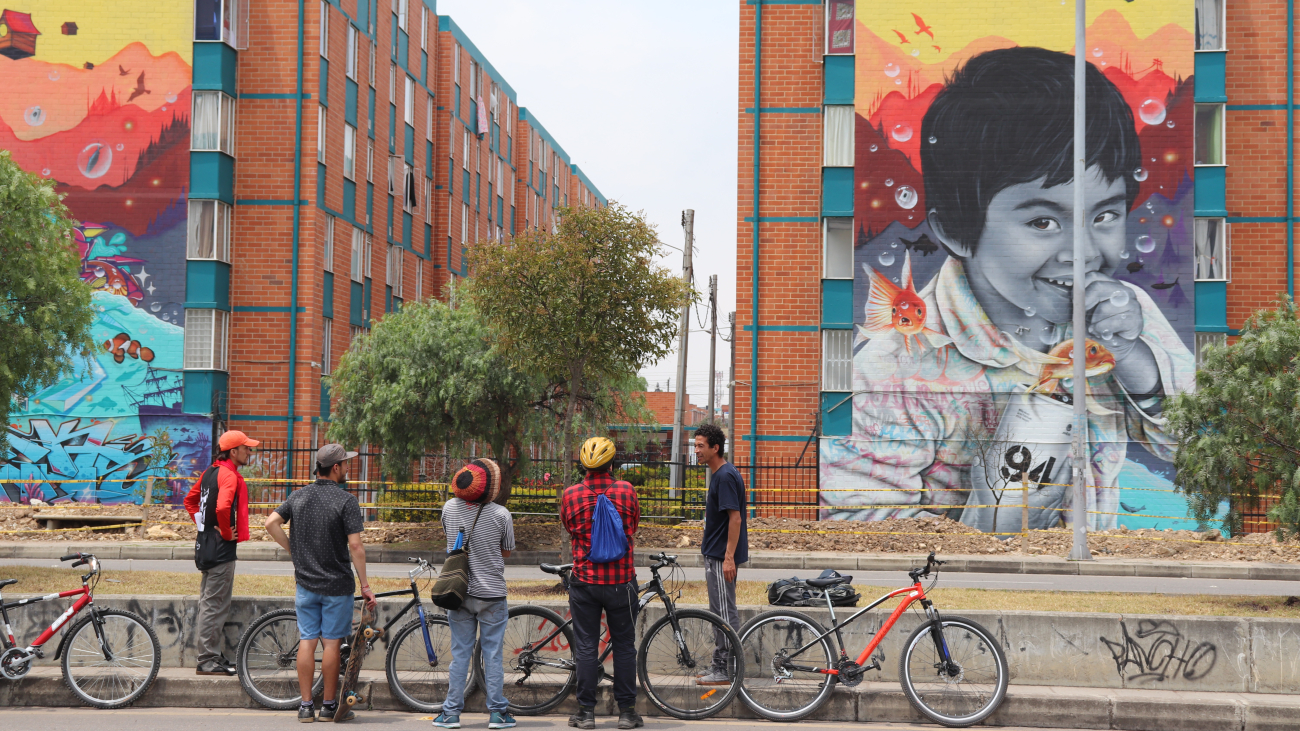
top-left (862, 251), bottom-right (946, 354)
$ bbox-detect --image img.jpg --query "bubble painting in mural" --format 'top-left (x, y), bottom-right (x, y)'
top-left (822, 0), bottom-right (1208, 532)
top-left (0, 4), bottom-right (210, 504)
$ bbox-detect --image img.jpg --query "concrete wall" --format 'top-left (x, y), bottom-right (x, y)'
top-left (4, 595), bottom-right (1296, 694)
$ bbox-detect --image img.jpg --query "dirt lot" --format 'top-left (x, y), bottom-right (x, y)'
top-left (5, 507), bottom-right (1298, 563)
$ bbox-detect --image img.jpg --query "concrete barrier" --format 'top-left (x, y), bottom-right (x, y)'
top-left (1, 594), bottom-right (1296, 694)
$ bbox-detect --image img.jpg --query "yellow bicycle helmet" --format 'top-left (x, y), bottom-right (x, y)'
top-left (579, 437), bottom-right (616, 470)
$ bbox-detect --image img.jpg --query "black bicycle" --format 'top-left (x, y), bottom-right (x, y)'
top-left (235, 557), bottom-right (474, 713)
top-left (482, 552), bottom-right (744, 720)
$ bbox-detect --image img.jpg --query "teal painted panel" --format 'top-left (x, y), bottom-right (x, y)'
top-left (385, 284), bottom-right (393, 313)
top-left (319, 58), bottom-right (329, 107)
top-left (421, 50), bottom-right (428, 84)
top-left (364, 277), bottom-right (372, 325)
top-left (343, 179), bottom-right (356, 222)
top-left (183, 371), bottom-right (229, 415)
top-left (426, 141), bottom-right (433, 175)
top-left (403, 211), bottom-right (412, 246)
top-left (367, 182), bottom-right (374, 222)
top-left (425, 222), bottom-right (432, 256)
top-left (320, 380), bottom-right (331, 421)
top-left (1194, 165), bottom-right (1227, 215)
top-left (345, 78), bottom-right (358, 126)
top-left (1194, 52), bottom-right (1227, 102)
top-left (824, 56), bottom-right (854, 105)
top-left (368, 88), bottom-right (375, 137)
top-left (389, 109), bottom-right (396, 152)
top-left (398, 30), bottom-right (408, 69)
top-left (1195, 280), bottom-right (1227, 329)
top-left (821, 392), bottom-right (852, 437)
top-left (193, 42), bottom-right (237, 95)
top-left (350, 280), bottom-right (364, 326)
top-left (323, 271), bottom-right (335, 318)
top-left (185, 260), bottom-right (231, 310)
top-left (404, 124), bottom-right (414, 164)
top-left (822, 279), bottom-right (853, 326)
top-left (822, 167), bottom-right (853, 216)
top-left (190, 152), bottom-right (234, 204)
top-left (355, 1), bottom-right (368, 35)
top-left (317, 163), bottom-right (326, 201)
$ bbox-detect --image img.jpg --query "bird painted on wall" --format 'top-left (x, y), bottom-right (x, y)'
top-left (912, 13), bottom-right (935, 40)
top-left (892, 29), bottom-right (910, 44)
top-left (127, 72), bottom-right (150, 102)
top-left (118, 64), bottom-right (131, 76)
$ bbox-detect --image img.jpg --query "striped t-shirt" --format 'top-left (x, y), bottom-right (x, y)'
top-left (440, 498), bottom-right (515, 600)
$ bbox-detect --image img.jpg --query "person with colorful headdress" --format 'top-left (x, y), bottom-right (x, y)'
top-left (432, 458), bottom-right (517, 730)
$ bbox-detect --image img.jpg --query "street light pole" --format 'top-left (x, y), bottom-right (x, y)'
top-left (1069, 0), bottom-right (1093, 561)
top-left (670, 210), bottom-right (694, 491)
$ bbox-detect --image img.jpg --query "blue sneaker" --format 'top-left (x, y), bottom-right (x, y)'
top-left (432, 715), bottom-right (461, 729)
top-left (488, 712), bottom-right (517, 729)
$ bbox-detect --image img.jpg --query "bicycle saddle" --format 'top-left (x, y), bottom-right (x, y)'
top-left (805, 574), bottom-right (852, 588)
top-left (0, 579), bottom-right (16, 588)
top-left (540, 563), bottom-right (573, 575)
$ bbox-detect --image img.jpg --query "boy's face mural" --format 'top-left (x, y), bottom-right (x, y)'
top-left (936, 166), bottom-right (1143, 348)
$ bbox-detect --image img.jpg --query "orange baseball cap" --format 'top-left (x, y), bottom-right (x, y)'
top-left (218, 430), bottom-right (261, 451)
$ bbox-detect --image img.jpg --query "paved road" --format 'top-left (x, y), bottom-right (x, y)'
top-left (1, 557), bottom-right (1296, 596)
top-left (0, 707), bottom-right (1098, 731)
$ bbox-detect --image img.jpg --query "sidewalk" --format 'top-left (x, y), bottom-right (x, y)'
top-left (4, 540), bottom-right (1298, 581)
top-left (3, 667), bottom-right (1296, 730)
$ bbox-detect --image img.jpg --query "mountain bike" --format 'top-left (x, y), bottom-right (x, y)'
top-left (235, 556), bottom-right (475, 712)
top-left (0, 552), bottom-right (161, 709)
top-left (483, 552), bottom-right (743, 720)
top-left (738, 553), bottom-right (1007, 727)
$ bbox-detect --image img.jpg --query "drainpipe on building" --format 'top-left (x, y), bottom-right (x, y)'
top-left (1289, 0), bottom-right (1295, 299)
top-left (286, 0), bottom-right (307, 471)
top-left (749, 1), bottom-right (762, 492)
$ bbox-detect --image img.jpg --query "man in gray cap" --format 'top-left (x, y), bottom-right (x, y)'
top-left (265, 444), bottom-right (376, 722)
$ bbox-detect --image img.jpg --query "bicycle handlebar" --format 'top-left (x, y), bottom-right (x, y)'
top-left (60, 553), bottom-right (86, 562)
top-left (908, 552), bottom-right (946, 582)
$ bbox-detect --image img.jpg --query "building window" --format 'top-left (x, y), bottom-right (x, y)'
top-left (1195, 103), bottom-right (1224, 165)
top-left (825, 0), bottom-right (854, 54)
top-left (404, 76), bottom-right (415, 126)
top-left (387, 244), bottom-right (404, 297)
top-left (346, 25), bottom-right (357, 80)
top-left (365, 235), bottom-right (373, 278)
top-left (1194, 218), bottom-right (1229, 281)
top-left (192, 91), bottom-right (236, 155)
top-left (823, 218), bottom-right (853, 278)
top-left (415, 257), bottom-right (423, 301)
top-left (317, 106), bottom-right (327, 163)
top-left (421, 5), bottom-right (428, 49)
top-left (351, 227), bottom-right (365, 282)
top-left (823, 106), bottom-right (853, 166)
top-left (367, 140), bottom-right (374, 182)
top-left (319, 0), bottom-right (329, 58)
top-left (454, 42), bottom-right (461, 81)
top-left (1196, 0), bottom-right (1224, 51)
top-left (195, 0), bottom-right (247, 48)
top-left (398, 0), bottom-right (408, 31)
top-left (323, 215), bottom-right (335, 272)
top-left (369, 40), bottom-right (376, 86)
top-left (184, 309), bottom-right (230, 371)
top-left (321, 317), bottom-right (333, 375)
top-left (462, 129), bottom-right (470, 169)
top-left (389, 63), bottom-right (396, 102)
top-left (462, 204), bottom-right (469, 244)
top-left (822, 329), bottom-right (852, 391)
top-left (350, 325), bottom-right (363, 343)
top-left (404, 164), bottom-right (420, 213)
top-left (187, 200), bottom-right (232, 262)
top-left (1194, 332), bottom-right (1226, 370)
top-left (344, 124), bottom-right (357, 179)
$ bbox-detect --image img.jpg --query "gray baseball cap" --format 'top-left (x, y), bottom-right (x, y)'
top-left (315, 443), bottom-right (359, 470)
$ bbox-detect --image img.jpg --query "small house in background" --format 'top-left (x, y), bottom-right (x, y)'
top-left (61, 21), bottom-right (77, 35)
top-left (0, 9), bottom-right (40, 60)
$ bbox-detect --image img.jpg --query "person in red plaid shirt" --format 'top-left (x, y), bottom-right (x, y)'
top-left (559, 437), bottom-right (643, 730)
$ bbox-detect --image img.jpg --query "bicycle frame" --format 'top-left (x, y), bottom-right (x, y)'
top-left (0, 553), bottom-right (106, 666)
top-left (782, 581), bottom-right (936, 677)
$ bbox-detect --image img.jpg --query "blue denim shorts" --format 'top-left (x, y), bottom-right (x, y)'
top-left (295, 586), bottom-right (354, 640)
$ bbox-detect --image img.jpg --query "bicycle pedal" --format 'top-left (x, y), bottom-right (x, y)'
top-left (864, 660), bottom-right (881, 672)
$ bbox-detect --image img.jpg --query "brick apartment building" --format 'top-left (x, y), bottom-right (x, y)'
top-left (734, 0), bottom-right (1284, 531)
top-left (1, 0), bottom-right (601, 500)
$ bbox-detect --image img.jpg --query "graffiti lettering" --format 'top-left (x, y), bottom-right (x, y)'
top-left (1099, 619), bottom-right (1217, 683)
top-left (1, 418), bottom-right (155, 504)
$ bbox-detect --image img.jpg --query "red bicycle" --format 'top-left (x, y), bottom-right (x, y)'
top-left (0, 552), bottom-right (161, 708)
top-left (737, 553), bottom-right (1008, 727)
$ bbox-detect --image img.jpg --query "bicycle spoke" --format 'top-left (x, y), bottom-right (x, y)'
top-left (495, 608), bottom-right (573, 714)
top-left (63, 611), bottom-right (159, 707)
top-left (902, 619), bottom-right (1007, 725)
top-left (640, 612), bottom-right (738, 717)
top-left (387, 617), bottom-right (464, 710)
top-left (739, 613), bottom-right (833, 720)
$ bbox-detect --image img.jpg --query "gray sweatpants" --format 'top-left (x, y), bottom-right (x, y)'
top-left (196, 560), bottom-right (237, 665)
top-left (704, 556), bottom-right (740, 672)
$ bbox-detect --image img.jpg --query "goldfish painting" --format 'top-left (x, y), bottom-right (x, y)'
top-left (862, 251), bottom-right (948, 354)
top-left (1027, 338), bottom-right (1116, 394)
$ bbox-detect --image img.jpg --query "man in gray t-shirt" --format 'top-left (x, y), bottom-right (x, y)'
top-left (433, 459), bottom-right (517, 730)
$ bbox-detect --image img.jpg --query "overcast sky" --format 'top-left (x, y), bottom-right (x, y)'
top-left (439, 0), bottom-right (740, 411)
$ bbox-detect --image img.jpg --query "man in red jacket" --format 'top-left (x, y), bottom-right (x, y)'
top-left (184, 430), bottom-right (257, 676)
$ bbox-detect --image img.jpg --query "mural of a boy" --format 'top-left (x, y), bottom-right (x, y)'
top-left (821, 48), bottom-right (1195, 532)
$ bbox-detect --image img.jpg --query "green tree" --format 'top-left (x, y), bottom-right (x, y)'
top-left (0, 151), bottom-right (96, 455)
top-left (466, 202), bottom-right (692, 555)
top-left (326, 297), bottom-right (544, 496)
top-left (1166, 296), bottom-right (1300, 538)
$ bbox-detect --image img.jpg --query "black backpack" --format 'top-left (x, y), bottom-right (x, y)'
top-left (768, 570), bottom-right (861, 607)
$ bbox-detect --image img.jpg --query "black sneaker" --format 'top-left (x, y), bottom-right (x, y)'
top-left (617, 707), bottom-right (644, 730)
top-left (568, 706), bottom-right (595, 730)
top-left (298, 704), bottom-right (316, 723)
top-left (320, 703), bottom-right (354, 722)
top-left (195, 659), bottom-right (236, 676)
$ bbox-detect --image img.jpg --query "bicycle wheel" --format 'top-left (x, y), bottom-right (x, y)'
top-left (60, 608), bottom-right (161, 709)
top-left (237, 608), bottom-right (329, 710)
top-left (480, 605), bottom-right (575, 715)
top-left (637, 607), bottom-right (743, 720)
top-left (737, 609), bottom-right (836, 722)
top-left (385, 614), bottom-right (477, 713)
top-left (899, 615), bottom-right (1008, 727)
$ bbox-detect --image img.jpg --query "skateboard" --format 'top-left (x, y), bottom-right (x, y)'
top-left (336, 603), bottom-right (382, 720)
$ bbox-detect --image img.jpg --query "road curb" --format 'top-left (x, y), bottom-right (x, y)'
top-left (4, 674), bottom-right (1297, 730)
top-left (3, 542), bottom-right (1298, 581)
